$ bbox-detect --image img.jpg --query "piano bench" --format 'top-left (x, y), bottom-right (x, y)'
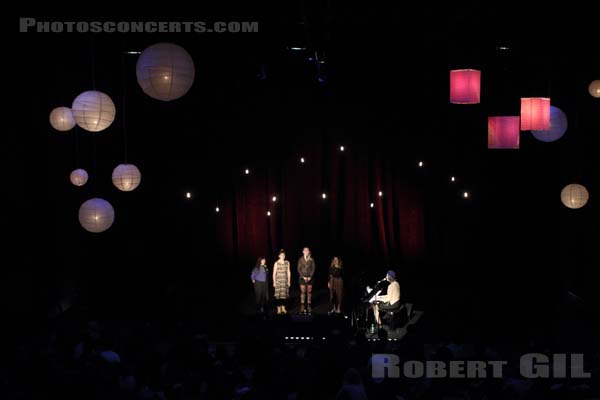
top-left (383, 303), bottom-right (411, 330)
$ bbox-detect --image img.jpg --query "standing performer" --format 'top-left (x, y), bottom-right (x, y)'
top-left (273, 249), bottom-right (291, 315)
top-left (251, 257), bottom-right (268, 313)
top-left (297, 247), bottom-right (316, 314)
top-left (328, 256), bottom-right (343, 314)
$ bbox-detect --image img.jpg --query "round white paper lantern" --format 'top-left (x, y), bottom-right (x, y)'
top-left (71, 90), bottom-right (116, 132)
top-left (136, 43), bottom-right (195, 101)
top-left (79, 198), bottom-right (115, 233)
top-left (49, 107), bottom-right (76, 131)
top-left (531, 106), bottom-right (568, 142)
top-left (589, 80), bottom-right (600, 98)
top-left (561, 184), bottom-right (589, 209)
top-left (112, 163), bottom-right (141, 192)
top-left (70, 168), bottom-right (88, 186)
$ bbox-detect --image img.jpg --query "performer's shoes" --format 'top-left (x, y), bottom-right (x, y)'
top-left (307, 304), bottom-right (312, 313)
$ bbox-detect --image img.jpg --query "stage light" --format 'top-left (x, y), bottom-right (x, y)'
top-left (136, 43), bottom-right (195, 101)
top-left (521, 98), bottom-right (550, 130)
top-left (288, 47), bottom-right (306, 51)
top-left (267, 211), bottom-right (271, 216)
top-left (322, 337), bottom-right (326, 340)
top-left (378, 191), bottom-right (383, 197)
top-left (215, 207), bottom-right (220, 213)
top-left (79, 198), bottom-right (114, 233)
top-left (418, 161), bottom-right (424, 167)
top-left (124, 51), bottom-right (141, 55)
top-left (463, 191), bottom-right (470, 199)
top-left (488, 116), bottom-right (520, 149)
top-left (70, 168), bottom-right (88, 187)
top-left (450, 69), bottom-right (481, 104)
top-left (272, 196), bottom-right (277, 202)
top-left (339, 145), bottom-right (345, 152)
top-left (186, 192), bottom-right (191, 199)
top-left (531, 106), bottom-right (568, 142)
top-left (561, 184), bottom-right (589, 209)
top-left (451, 176), bottom-right (456, 182)
top-left (370, 203), bottom-right (374, 208)
top-left (244, 169), bottom-right (250, 175)
top-left (322, 193), bottom-right (327, 199)
top-left (71, 90), bottom-right (116, 132)
top-left (49, 107), bottom-right (76, 131)
top-left (589, 80), bottom-right (600, 98)
top-left (300, 157), bottom-right (305, 163)
top-left (112, 164), bottom-right (142, 192)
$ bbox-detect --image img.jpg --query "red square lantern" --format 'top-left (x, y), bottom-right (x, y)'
top-left (488, 116), bottom-right (520, 149)
top-left (520, 98), bottom-right (550, 130)
top-left (450, 69), bottom-right (481, 104)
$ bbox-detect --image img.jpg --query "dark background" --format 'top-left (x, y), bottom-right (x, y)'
top-left (6, 3), bottom-right (599, 340)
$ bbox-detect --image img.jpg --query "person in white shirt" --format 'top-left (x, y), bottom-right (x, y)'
top-left (372, 270), bottom-right (400, 325)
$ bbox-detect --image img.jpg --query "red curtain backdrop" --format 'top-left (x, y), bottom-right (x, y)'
top-left (214, 135), bottom-right (425, 269)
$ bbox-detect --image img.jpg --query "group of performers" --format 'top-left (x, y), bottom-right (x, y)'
top-left (251, 249), bottom-right (404, 330)
top-left (250, 247), bottom-right (344, 315)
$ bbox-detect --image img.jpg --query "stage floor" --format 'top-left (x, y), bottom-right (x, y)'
top-left (239, 288), bottom-right (423, 341)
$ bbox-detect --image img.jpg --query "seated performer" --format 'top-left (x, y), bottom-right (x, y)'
top-left (371, 270), bottom-right (401, 326)
top-left (297, 247), bottom-right (316, 314)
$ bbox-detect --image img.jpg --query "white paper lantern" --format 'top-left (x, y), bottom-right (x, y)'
top-left (79, 198), bottom-right (115, 233)
top-left (589, 80), bottom-right (600, 98)
top-left (561, 184), bottom-right (589, 209)
top-left (531, 106), bottom-right (568, 142)
top-left (71, 90), bottom-right (116, 132)
top-left (112, 163), bottom-right (142, 192)
top-left (136, 43), bottom-right (195, 101)
top-left (49, 107), bottom-right (76, 131)
top-left (70, 168), bottom-right (88, 186)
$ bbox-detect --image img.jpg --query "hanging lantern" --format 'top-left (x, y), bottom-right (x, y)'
top-left (488, 116), bottom-right (520, 149)
top-left (588, 80), bottom-right (600, 98)
top-left (136, 43), bottom-right (195, 101)
top-left (449, 69), bottom-right (481, 104)
top-left (49, 107), bottom-right (76, 131)
top-left (112, 163), bottom-right (142, 192)
top-left (70, 168), bottom-right (88, 186)
top-left (561, 184), bottom-right (589, 209)
top-left (520, 98), bottom-right (550, 130)
top-left (71, 90), bottom-right (116, 132)
top-left (531, 106), bottom-right (568, 142)
top-left (79, 198), bottom-right (115, 233)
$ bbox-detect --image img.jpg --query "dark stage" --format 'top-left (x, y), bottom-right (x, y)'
top-left (6, 3), bottom-right (600, 400)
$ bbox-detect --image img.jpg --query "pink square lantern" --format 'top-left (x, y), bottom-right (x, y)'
top-left (450, 69), bottom-right (481, 104)
top-left (520, 98), bottom-right (550, 130)
top-left (488, 116), bottom-right (520, 149)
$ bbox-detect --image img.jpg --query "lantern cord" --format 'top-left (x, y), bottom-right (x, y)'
top-left (74, 125), bottom-right (80, 168)
top-left (92, 132), bottom-right (98, 194)
top-left (90, 35), bottom-right (97, 90)
top-left (121, 40), bottom-right (129, 163)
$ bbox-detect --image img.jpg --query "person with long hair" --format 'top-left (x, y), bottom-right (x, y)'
top-left (328, 256), bottom-right (344, 314)
top-left (251, 257), bottom-right (268, 313)
top-left (273, 249), bottom-right (291, 314)
top-left (297, 247), bottom-right (316, 314)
